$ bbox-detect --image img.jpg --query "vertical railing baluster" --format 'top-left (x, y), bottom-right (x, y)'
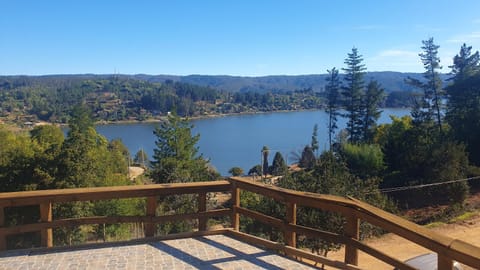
top-left (198, 192), bottom-right (207, 231)
top-left (438, 255), bottom-right (453, 270)
top-left (145, 197), bottom-right (157, 237)
top-left (344, 213), bottom-right (359, 266)
top-left (285, 201), bottom-right (297, 248)
top-left (40, 202), bottom-right (53, 248)
top-left (231, 183), bottom-right (240, 231)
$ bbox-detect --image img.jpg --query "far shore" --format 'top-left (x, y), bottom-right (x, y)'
top-left (1, 107), bottom-right (411, 128)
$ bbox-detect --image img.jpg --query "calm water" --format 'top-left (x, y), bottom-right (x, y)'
top-left (95, 109), bottom-right (410, 176)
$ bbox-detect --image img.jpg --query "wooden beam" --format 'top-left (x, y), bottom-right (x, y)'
top-left (235, 206), bottom-right (284, 230)
top-left (0, 209), bottom-right (232, 236)
top-left (226, 229), bottom-right (362, 270)
top-left (285, 201), bottom-right (296, 248)
top-left (40, 202), bottom-right (52, 248)
top-left (231, 183), bottom-right (240, 231)
top-left (344, 213), bottom-right (359, 266)
top-left (289, 223), bottom-right (345, 244)
top-left (198, 192), bottom-right (207, 231)
top-left (0, 181), bottom-right (231, 208)
top-left (145, 197), bottom-right (156, 237)
top-left (437, 255), bottom-right (453, 270)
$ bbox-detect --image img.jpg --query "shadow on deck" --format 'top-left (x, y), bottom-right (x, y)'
top-left (0, 232), bottom-right (319, 270)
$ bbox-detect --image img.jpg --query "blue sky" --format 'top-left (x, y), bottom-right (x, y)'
top-left (2, 0), bottom-right (480, 76)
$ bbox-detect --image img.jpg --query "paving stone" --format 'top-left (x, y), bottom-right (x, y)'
top-left (0, 235), bottom-right (319, 269)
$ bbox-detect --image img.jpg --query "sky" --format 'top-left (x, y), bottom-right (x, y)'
top-left (1, 0), bottom-right (480, 76)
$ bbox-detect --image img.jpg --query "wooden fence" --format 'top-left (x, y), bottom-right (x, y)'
top-left (0, 178), bottom-right (479, 270)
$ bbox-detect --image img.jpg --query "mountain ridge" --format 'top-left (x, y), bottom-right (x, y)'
top-left (1, 71), bottom-right (450, 93)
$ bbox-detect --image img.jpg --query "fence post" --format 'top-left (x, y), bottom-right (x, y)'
top-left (344, 213), bottom-right (359, 265)
top-left (285, 201), bottom-right (297, 247)
top-left (198, 192), bottom-right (207, 231)
top-left (437, 255), bottom-right (453, 270)
top-left (40, 202), bottom-right (53, 248)
top-left (231, 183), bottom-right (240, 231)
top-left (0, 207), bottom-right (5, 250)
top-left (145, 197), bottom-right (157, 237)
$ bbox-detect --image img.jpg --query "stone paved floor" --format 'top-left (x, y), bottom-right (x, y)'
top-left (0, 235), bottom-right (319, 270)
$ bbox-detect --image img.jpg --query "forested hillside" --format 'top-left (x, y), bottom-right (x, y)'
top-left (134, 72), bottom-right (448, 93)
top-left (0, 72), bottom-right (426, 124)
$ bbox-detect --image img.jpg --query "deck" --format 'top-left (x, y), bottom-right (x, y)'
top-left (1, 178), bottom-right (480, 270)
top-left (0, 234), bottom-right (318, 270)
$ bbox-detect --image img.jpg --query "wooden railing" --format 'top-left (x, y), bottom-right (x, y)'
top-left (1, 178), bottom-right (479, 270)
top-left (0, 181), bottom-right (231, 250)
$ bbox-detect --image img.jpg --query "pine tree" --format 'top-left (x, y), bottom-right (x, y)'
top-left (311, 124), bottom-right (319, 155)
top-left (270, 152), bottom-right (287, 176)
top-left (449, 43), bottom-right (480, 81)
top-left (407, 38), bottom-right (443, 133)
top-left (363, 80), bottom-right (384, 142)
top-left (342, 48), bottom-right (366, 143)
top-left (150, 113), bottom-right (216, 183)
top-left (261, 146), bottom-right (270, 176)
top-left (446, 43), bottom-right (480, 164)
top-left (325, 67), bottom-right (341, 149)
top-left (299, 146), bottom-right (316, 170)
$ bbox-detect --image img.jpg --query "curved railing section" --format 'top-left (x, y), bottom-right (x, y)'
top-left (0, 177), bottom-right (479, 270)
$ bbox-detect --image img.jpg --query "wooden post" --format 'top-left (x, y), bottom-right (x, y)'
top-left (231, 183), bottom-right (240, 231)
top-left (285, 201), bottom-right (296, 247)
top-left (198, 192), bottom-right (207, 231)
top-left (40, 202), bottom-right (53, 248)
top-left (145, 197), bottom-right (157, 237)
top-left (344, 214), bottom-right (359, 266)
top-left (0, 206), bottom-right (6, 250)
top-left (437, 255), bottom-right (453, 270)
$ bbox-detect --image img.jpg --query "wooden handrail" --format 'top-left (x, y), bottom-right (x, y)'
top-left (228, 177), bottom-right (480, 269)
top-left (0, 181), bottom-right (231, 250)
top-left (1, 178), bottom-right (479, 269)
top-left (0, 181), bottom-right (231, 207)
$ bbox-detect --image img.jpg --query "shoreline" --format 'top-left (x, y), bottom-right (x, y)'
top-left (93, 108), bottom-right (324, 125)
top-left (1, 107), bottom-right (411, 127)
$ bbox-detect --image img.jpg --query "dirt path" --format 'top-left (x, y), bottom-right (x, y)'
top-left (325, 214), bottom-right (480, 269)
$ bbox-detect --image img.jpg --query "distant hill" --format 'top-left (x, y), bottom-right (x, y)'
top-left (1, 72), bottom-right (449, 94)
top-left (132, 72), bottom-right (450, 93)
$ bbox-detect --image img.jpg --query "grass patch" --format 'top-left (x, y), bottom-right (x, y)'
top-left (424, 221), bottom-right (445, 229)
top-left (449, 211), bottom-right (478, 223)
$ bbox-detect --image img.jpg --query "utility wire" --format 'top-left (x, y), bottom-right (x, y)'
top-left (364, 176), bottom-right (480, 194)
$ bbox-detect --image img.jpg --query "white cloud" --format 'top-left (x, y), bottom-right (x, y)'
top-left (367, 49), bottom-right (422, 72)
top-left (447, 31), bottom-right (480, 43)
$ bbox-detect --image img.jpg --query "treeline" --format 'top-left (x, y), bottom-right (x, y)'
top-left (0, 106), bottom-right (143, 248)
top-left (0, 77), bottom-right (222, 123)
top-left (235, 38), bottom-right (480, 257)
top-left (0, 74), bottom-right (412, 125)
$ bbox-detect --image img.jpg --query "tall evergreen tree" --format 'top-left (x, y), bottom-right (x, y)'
top-left (261, 146), bottom-right (270, 176)
top-left (270, 152), bottom-right (287, 176)
top-left (299, 145), bottom-right (316, 170)
top-left (325, 67), bottom-right (341, 149)
top-left (342, 48), bottom-right (366, 143)
top-left (150, 113), bottom-right (216, 183)
top-left (446, 44), bottom-right (480, 164)
top-left (363, 80), bottom-right (384, 142)
top-left (311, 124), bottom-right (319, 155)
top-left (407, 38), bottom-right (443, 133)
top-left (449, 43), bottom-right (480, 81)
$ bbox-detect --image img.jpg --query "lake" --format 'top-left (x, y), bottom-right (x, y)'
top-left (95, 109), bottom-right (410, 176)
